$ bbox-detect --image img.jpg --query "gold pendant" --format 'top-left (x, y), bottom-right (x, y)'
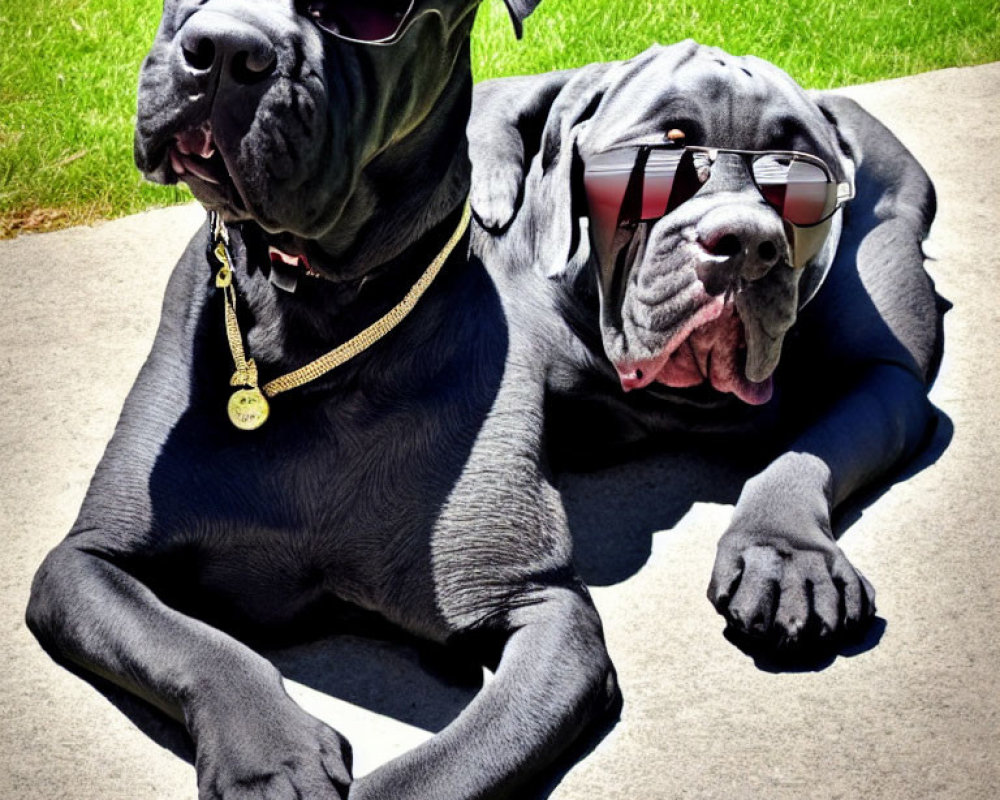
top-left (227, 387), bottom-right (270, 431)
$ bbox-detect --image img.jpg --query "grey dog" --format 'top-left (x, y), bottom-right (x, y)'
top-left (469, 42), bottom-right (945, 649)
top-left (26, 2), bottom-right (624, 798)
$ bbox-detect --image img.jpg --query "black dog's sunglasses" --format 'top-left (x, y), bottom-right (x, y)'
top-left (300, 0), bottom-right (419, 44)
top-left (584, 144), bottom-right (854, 259)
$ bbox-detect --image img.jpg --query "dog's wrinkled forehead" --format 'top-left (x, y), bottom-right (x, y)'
top-left (580, 42), bottom-right (841, 166)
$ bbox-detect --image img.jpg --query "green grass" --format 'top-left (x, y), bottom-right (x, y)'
top-left (472, 0), bottom-right (1000, 85)
top-left (0, 0), bottom-right (189, 235)
top-left (2, 0), bottom-right (998, 236)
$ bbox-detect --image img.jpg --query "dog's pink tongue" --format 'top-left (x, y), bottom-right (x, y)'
top-left (656, 305), bottom-right (774, 405)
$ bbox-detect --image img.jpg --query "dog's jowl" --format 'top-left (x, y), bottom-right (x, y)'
top-left (27, 2), bottom-right (622, 798)
top-left (470, 41), bottom-right (945, 650)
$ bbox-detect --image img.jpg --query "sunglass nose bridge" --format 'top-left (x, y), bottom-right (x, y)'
top-left (695, 151), bottom-right (758, 196)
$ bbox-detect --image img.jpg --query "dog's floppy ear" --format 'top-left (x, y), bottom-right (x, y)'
top-left (502, 0), bottom-right (543, 38)
top-left (529, 70), bottom-right (611, 277)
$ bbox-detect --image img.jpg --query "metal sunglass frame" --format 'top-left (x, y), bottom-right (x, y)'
top-left (589, 143), bottom-right (854, 229)
top-left (683, 145), bottom-right (855, 222)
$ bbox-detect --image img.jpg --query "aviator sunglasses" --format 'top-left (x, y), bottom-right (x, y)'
top-left (583, 143), bottom-right (854, 263)
top-left (300, 0), bottom-right (420, 44)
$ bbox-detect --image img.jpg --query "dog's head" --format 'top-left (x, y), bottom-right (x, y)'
top-left (134, 0), bottom-right (540, 278)
top-left (471, 41), bottom-right (854, 405)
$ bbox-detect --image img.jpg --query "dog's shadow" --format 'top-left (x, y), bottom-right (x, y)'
top-left (567, 406), bottom-right (954, 584)
top-left (99, 409), bottom-right (952, 795)
top-left (559, 438), bottom-right (755, 586)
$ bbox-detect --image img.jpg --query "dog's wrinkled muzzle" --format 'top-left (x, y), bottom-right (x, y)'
top-left (599, 154), bottom-right (809, 405)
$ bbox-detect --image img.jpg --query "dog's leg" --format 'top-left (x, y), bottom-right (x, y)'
top-left (708, 95), bottom-right (943, 647)
top-left (351, 586), bottom-right (618, 800)
top-left (27, 543), bottom-right (353, 799)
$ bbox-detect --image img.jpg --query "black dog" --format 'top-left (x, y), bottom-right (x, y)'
top-left (469, 42), bottom-right (945, 649)
top-left (27, 2), bottom-right (622, 798)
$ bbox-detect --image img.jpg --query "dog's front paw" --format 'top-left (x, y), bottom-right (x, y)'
top-left (192, 693), bottom-right (352, 800)
top-left (707, 534), bottom-right (876, 648)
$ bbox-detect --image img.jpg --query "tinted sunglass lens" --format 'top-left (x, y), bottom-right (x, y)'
top-left (584, 149), bottom-right (639, 254)
top-left (664, 149), bottom-right (705, 215)
top-left (785, 158), bottom-right (837, 224)
top-left (304, 0), bottom-right (412, 42)
top-left (641, 150), bottom-right (683, 219)
top-left (751, 154), bottom-right (788, 211)
top-left (754, 155), bottom-right (835, 225)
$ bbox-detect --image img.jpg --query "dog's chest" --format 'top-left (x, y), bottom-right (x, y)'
top-left (139, 390), bottom-right (474, 631)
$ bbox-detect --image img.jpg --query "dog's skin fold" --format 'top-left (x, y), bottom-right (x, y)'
top-left (27, 2), bottom-right (625, 799)
top-left (470, 41), bottom-right (945, 649)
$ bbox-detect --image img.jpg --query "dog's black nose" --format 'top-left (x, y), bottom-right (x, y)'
top-left (695, 208), bottom-right (787, 295)
top-left (180, 12), bottom-right (277, 85)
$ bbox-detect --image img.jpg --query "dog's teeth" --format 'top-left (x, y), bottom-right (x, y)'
top-left (269, 246), bottom-right (300, 266)
top-left (195, 135), bottom-right (215, 160)
top-left (198, 123), bottom-right (215, 159)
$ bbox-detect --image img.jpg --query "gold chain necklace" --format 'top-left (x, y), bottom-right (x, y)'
top-left (212, 202), bottom-right (471, 431)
